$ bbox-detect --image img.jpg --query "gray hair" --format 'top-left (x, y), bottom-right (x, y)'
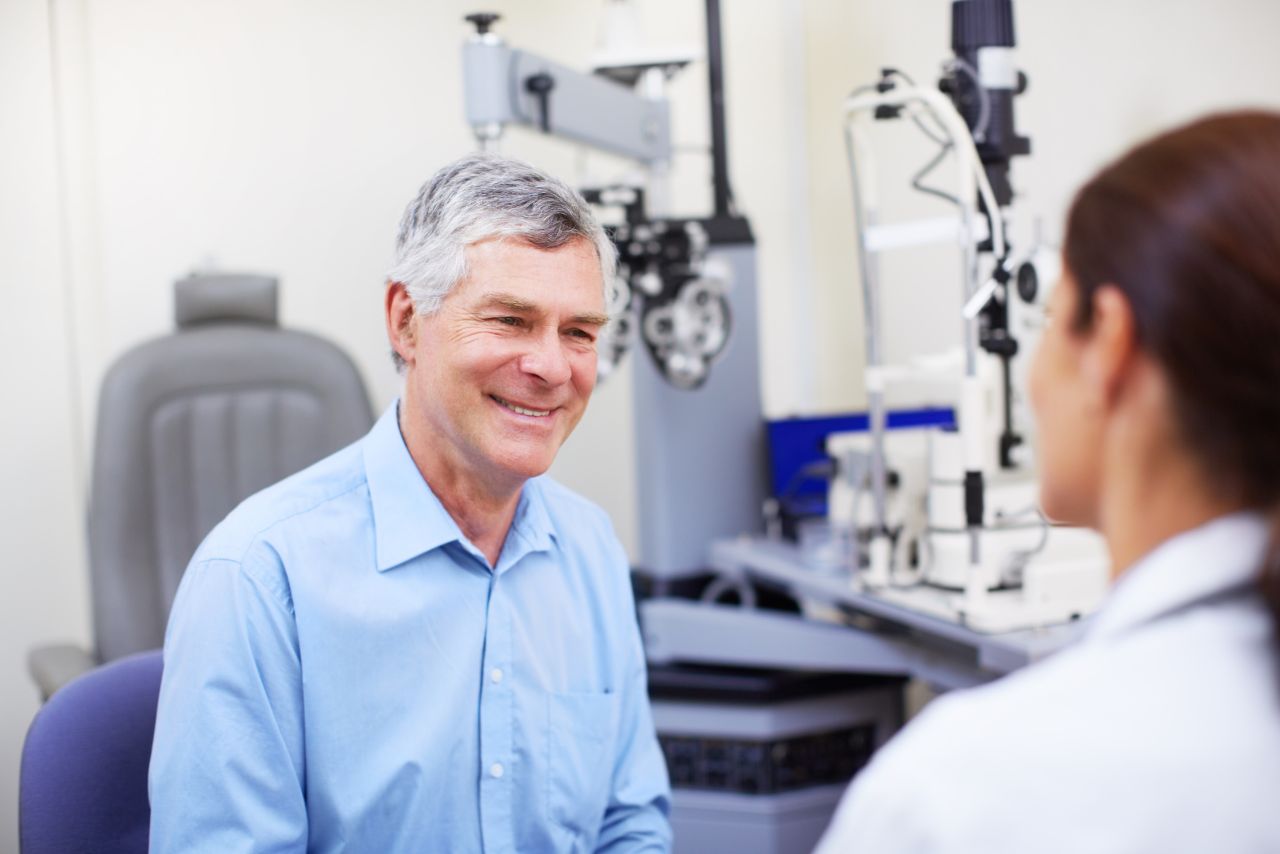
top-left (387, 154), bottom-right (617, 368)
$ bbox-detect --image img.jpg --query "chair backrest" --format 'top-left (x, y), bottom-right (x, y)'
top-left (88, 273), bottom-right (374, 662)
top-left (19, 650), bottom-right (164, 854)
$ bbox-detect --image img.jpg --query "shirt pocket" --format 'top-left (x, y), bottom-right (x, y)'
top-left (546, 689), bottom-right (619, 839)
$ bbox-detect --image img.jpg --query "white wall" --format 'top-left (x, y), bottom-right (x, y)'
top-left (3, 1), bottom-right (1280, 850)
top-left (0, 1), bottom-right (93, 849)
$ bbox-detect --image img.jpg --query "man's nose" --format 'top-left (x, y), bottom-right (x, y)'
top-left (519, 329), bottom-right (573, 385)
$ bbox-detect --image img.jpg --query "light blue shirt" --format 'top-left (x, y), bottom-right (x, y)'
top-left (149, 403), bottom-right (671, 853)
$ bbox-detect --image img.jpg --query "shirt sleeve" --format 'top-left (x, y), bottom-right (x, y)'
top-left (593, 541), bottom-right (673, 853)
top-left (148, 549), bottom-right (308, 854)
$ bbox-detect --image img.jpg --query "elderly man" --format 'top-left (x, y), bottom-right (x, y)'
top-left (149, 154), bottom-right (672, 852)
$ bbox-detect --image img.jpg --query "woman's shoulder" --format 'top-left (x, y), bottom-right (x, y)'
top-left (819, 622), bottom-right (1280, 854)
top-left (817, 612), bottom-right (1280, 853)
top-left (901, 603), bottom-right (1278, 768)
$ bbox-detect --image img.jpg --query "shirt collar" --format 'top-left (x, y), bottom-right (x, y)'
top-left (1085, 511), bottom-right (1269, 642)
top-left (508, 477), bottom-right (557, 557)
top-left (362, 403), bottom-right (464, 572)
top-left (362, 402), bottom-right (559, 573)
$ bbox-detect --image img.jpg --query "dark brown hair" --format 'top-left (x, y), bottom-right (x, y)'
top-left (1064, 110), bottom-right (1280, 635)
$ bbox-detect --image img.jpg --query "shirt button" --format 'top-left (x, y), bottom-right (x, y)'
top-left (491, 668), bottom-right (504, 684)
top-left (490, 762), bottom-right (505, 779)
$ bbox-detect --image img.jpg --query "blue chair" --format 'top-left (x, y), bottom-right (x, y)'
top-left (20, 650), bottom-right (164, 854)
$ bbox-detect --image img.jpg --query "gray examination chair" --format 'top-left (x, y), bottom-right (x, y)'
top-left (28, 273), bottom-right (374, 700)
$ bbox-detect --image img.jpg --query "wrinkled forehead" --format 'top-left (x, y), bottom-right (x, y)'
top-left (453, 236), bottom-right (607, 309)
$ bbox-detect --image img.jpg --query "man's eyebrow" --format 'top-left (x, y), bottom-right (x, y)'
top-left (569, 311), bottom-right (610, 327)
top-left (478, 292), bottom-right (609, 326)
top-left (478, 292), bottom-right (537, 313)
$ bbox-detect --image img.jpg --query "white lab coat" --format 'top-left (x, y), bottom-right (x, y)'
top-left (816, 512), bottom-right (1280, 854)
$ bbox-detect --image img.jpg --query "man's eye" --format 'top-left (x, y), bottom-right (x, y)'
top-left (493, 316), bottom-right (522, 327)
top-left (567, 328), bottom-right (596, 342)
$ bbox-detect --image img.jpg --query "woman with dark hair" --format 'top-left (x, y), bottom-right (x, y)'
top-left (816, 111), bottom-right (1280, 852)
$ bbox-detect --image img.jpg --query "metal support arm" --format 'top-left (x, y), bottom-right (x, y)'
top-left (463, 41), bottom-right (671, 164)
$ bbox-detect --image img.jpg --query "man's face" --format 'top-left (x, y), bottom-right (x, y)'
top-left (391, 237), bottom-right (607, 494)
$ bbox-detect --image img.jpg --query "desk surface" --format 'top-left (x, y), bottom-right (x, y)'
top-left (707, 536), bottom-right (1087, 676)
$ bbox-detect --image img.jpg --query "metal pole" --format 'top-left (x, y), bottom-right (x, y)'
top-left (705, 0), bottom-right (732, 218)
top-left (843, 123), bottom-right (889, 540)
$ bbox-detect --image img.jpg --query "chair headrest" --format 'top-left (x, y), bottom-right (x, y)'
top-left (174, 274), bottom-right (279, 328)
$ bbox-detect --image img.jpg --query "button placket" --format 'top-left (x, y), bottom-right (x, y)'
top-left (478, 577), bottom-right (515, 852)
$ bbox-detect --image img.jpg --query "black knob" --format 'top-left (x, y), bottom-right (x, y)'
top-left (524, 72), bottom-right (555, 133)
top-left (464, 12), bottom-right (501, 35)
top-left (1016, 260), bottom-right (1039, 303)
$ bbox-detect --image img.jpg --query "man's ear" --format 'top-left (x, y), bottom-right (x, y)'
top-left (385, 282), bottom-right (419, 367)
top-left (1082, 284), bottom-right (1139, 410)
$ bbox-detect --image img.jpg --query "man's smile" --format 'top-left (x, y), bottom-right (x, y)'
top-left (490, 394), bottom-right (553, 418)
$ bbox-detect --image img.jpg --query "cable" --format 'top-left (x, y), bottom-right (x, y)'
top-left (880, 69), bottom-right (954, 145)
top-left (863, 69), bottom-right (964, 208)
top-left (944, 58), bottom-right (991, 144)
top-left (894, 61), bottom-right (990, 208)
top-left (993, 504), bottom-right (1052, 570)
top-left (909, 134), bottom-right (961, 206)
